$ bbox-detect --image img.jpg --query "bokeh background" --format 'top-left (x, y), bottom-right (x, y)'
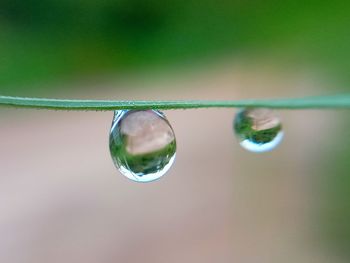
top-left (0, 1), bottom-right (350, 262)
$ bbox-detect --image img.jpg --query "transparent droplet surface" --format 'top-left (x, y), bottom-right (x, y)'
top-left (109, 110), bottom-right (176, 182)
top-left (233, 108), bottom-right (283, 153)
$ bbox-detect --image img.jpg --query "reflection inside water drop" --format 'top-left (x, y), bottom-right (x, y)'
top-left (109, 110), bottom-right (176, 182)
top-left (234, 108), bottom-right (283, 152)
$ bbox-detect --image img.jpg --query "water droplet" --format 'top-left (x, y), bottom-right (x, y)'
top-left (109, 110), bottom-right (176, 182)
top-left (233, 108), bottom-right (283, 153)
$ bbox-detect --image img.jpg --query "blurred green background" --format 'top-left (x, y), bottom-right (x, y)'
top-left (0, 1), bottom-right (350, 262)
top-left (1, 0), bottom-right (350, 94)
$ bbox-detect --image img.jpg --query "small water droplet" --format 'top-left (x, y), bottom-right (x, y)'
top-left (109, 110), bottom-right (176, 182)
top-left (233, 108), bottom-right (283, 152)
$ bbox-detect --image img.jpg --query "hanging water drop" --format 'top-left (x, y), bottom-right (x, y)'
top-left (233, 108), bottom-right (283, 153)
top-left (109, 110), bottom-right (176, 182)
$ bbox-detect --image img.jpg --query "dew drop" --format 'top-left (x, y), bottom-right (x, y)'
top-left (109, 110), bottom-right (176, 182)
top-left (233, 108), bottom-right (283, 153)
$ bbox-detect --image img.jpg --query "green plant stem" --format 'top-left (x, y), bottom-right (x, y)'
top-left (0, 94), bottom-right (349, 111)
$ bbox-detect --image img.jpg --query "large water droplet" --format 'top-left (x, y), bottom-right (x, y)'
top-left (233, 108), bottom-right (283, 153)
top-left (109, 110), bottom-right (176, 182)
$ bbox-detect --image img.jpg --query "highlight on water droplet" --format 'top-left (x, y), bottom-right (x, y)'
top-left (109, 110), bottom-right (176, 182)
top-left (233, 108), bottom-right (283, 153)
